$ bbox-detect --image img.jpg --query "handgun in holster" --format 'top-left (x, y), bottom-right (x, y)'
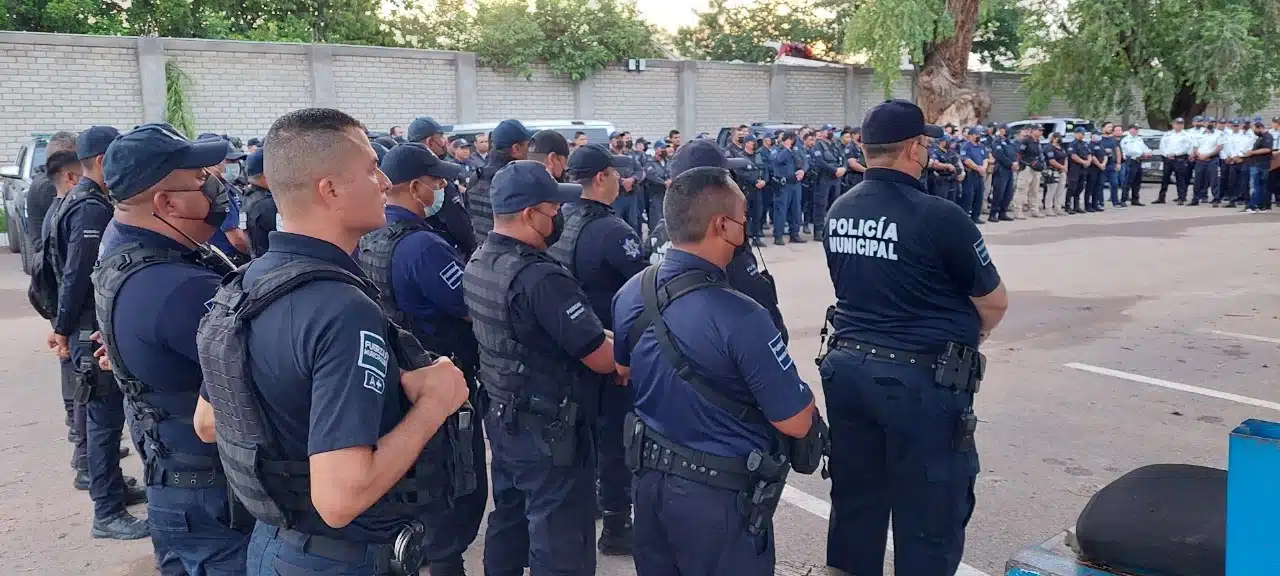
top-left (446, 401), bottom-right (478, 498)
top-left (622, 411), bottom-right (645, 472)
top-left (73, 330), bottom-right (100, 403)
top-left (814, 305), bottom-right (836, 366)
top-left (934, 341), bottom-right (985, 394)
top-left (532, 395), bottom-right (579, 468)
top-left (740, 450), bottom-right (790, 536)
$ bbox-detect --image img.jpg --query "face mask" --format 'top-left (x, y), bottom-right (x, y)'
top-left (425, 187), bottom-right (445, 217)
top-left (199, 175), bottom-right (230, 227)
top-left (224, 162), bottom-right (241, 182)
top-left (545, 210), bottom-right (565, 245)
top-left (722, 216), bottom-right (746, 249)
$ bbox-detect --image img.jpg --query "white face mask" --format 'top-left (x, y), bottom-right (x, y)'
top-left (424, 187), bottom-right (446, 217)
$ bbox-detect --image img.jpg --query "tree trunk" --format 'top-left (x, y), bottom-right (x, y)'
top-left (915, 0), bottom-right (991, 126)
top-left (1144, 82), bottom-right (1209, 130)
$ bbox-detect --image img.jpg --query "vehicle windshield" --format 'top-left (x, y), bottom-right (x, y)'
top-left (32, 142), bottom-right (47, 172)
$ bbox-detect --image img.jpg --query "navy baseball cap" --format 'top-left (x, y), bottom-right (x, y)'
top-left (861, 100), bottom-right (943, 145)
top-left (225, 146), bottom-right (246, 161)
top-left (567, 144), bottom-right (631, 180)
top-left (821, 123), bottom-right (836, 131)
top-left (668, 140), bottom-right (748, 178)
top-left (247, 137), bottom-right (262, 147)
top-left (1206, 116), bottom-right (1216, 123)
top-left (407, 116), bottom-right (446, 142)
top-left (493, 119), bottom-right (535, 149)
top-left (77, 126), bottom-right (120, 160)
top-left (245, 149), bottom-right (265, 177)
top-left (380, 143), bottom-right (464, 185)
top-left (1193, 115), bottom-right (1204, 122)
top-left (490, 160), bottom-right (582, 214)
top-left (529, 130), bottom-right (571, 157)
top-left (1073, 126), bottom-right (1086, 133)
top-left (371, 141), bottom-right (390, 164)
top-left (103, 123), bottom-right (229, 202)
top-left (374, 136), bottom-right (399, 150)
top-left (1173, 117), bottom-right (1185, 123)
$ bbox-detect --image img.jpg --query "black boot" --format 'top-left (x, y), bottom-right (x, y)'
top-left (426, 558), bottom-right (466, 576)
top-left (73, 470), bottom-right (89, 491)
top-left (125, 484), bottom-right (147, 506)
top-left (598, 512), bottom-right (634, 556)
top-left (789, 235), bottom-right (807, 244)
top-left (91, 510), bottom-right (150, 540)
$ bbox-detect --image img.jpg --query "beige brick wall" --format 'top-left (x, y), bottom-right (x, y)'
top-left (476, 64), bottom-right (575, 121)
top-left (695, 65), bottom-right (770, 134)
top-left (988, 75), bottom-right (1025, 122)
top-left (0, 41), bottom-right (143, 158)
top-left (784, 69), bottom-right (845, 126)
top-left (168, 49), bottom-right (311, 140)
top-left (333, 55), bottom-right (458, 130)
top-left (593, 64), bottom-right (678, 140)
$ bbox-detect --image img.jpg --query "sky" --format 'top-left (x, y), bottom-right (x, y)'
top-left (636, 0), bottom-right (751, 32)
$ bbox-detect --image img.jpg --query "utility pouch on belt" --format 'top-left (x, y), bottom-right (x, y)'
top-left (954, 407), bottom-right (978, 452)
top-left (623, 411), bottom-right (644, 472)
top-left (789, 411), bottom-right (829, 475)
top-left (742, 450), bottom-right (791, 536)
top-left (934, 341), bottom-right (985, 393)
top-left (447, 404), bottom-right (477, 498)
top-left (532, 395), bottom-right (579, 468)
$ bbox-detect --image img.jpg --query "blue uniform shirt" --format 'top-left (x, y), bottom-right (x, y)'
top-left (824, 168), bottom-right (1001, 352)
top-left (562, 200), bottom-right (648, 329)
top-left (101, 222), bottom-right (221, 461)
top-left (54, 178), bottom-right (113, 341)
top-left (612, 249), bottom-right (813, 458)
top-left (245, 232), bottom-right (407, 543)
top-left (958, 141), bottom-right (988, 174)
top-left (770, 146), bottom-right (802, 184)
top-left (1099, 136), bottom-right (1119, 170)
top-left (386, 205), bottom-right (469, 335)
top-left (425, 184), bottom-right (477, 258)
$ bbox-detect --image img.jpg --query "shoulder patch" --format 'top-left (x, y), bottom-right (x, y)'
top-left (621, 235), bottom-right (642, 259)
top-left (356, 330), bottom-right (389, 380)
top-left (566, 301), bottom-right (586, 321)
top-left (439, 260), bottom-right (464, 290)
top-left (973, 236), bottom-right (991, 267)
top-left (768, 333), bottom-right (794, 372)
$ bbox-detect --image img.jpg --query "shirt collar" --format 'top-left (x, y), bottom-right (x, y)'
top-left (265, 232), bottom-right (365, 278)
top-left (485, 230), bottom-right (540, 250)
top-left (864, 168), bottom-right (928, 193)
top-left (385, 204), bottom-right (425, 224)
top-left (570, 198), bottom-right (615, 213)
top-left (663, 248), bottom-right (726, 281)
top-left (112, 222), bottom-right (191, 253)
top-left (78, 177), bottom-right (104, 194)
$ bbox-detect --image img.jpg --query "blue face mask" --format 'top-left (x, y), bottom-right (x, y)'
top-left (425, 188), bottom-right (445, 217)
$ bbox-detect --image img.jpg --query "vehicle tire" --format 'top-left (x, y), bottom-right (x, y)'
top-left (19, 233), bottom-right (32, 275)
top-left (5, 211), bottom-right (18, 254)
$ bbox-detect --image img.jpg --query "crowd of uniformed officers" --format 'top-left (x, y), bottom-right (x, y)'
top-left (31, 97), bottom-right (1021, 576)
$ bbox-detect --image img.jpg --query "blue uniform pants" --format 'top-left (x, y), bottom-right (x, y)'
top-left (812, 178), bottom-right (840, 237)
top-left (1086, 169), bottom-right (1102, 209)
top-left (820, 349), bottom-right (978, 576)
top-left (990, 168), bottom-right (1014, 218)
top-left (1104, 168), bottom-right (1120, 204)
top-left (420, 414), bottom-right (488, 568)
top-left (596, 378), bottom-right (635, 515)
top-left (632, 470), bottom-right (773, 576)
top-left (76, 341), bottom-right (129, 519)
top-left (1193, 158), bottom-right (1219, 202)
top-left (772, 184), bottom-right (802, 239)
top-left (247, 522), bottom-right (388, 575)
top-left (1231, 163), bottom-right (1249, 202)
top-left (483, 409), bottom-right (597, 576)
top-left (63, 356), bottom-right (87, 470)
top-left (746, 187), bottom-right (765, 238)
top-left (646, 189), bottom-right (665, 237)
top-left (959, 172), bottom-right (983, 222)
top-left (614, 192), bottom-right (643, 237)
top-left (149, 484), bottom-right (251, 575)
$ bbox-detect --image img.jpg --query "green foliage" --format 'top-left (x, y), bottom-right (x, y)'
top-left (674, 0), bottom-right (846, 63)
top-left (1, 0), bottom-right (126, 34)
top-left (973, 0), bottom-right (1020, 71)
top-left (1023, 0), bottom-right (1280, 127)
top-left (845, 0), bottom-right (951, 90)
top-left (165, 59), bottom-right (196, 139)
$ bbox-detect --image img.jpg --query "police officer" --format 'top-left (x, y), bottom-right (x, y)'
top-left (610, 131), bottom-right (645, 236)
top-left (771, 131), bottom-right (807, 245)
top-left (741, 138), bottom-right (770, 247)
top-left (469, 119), bottom-right (533, 248)
top-left (810, 125), bottom-right (848, 241)
top-left (758, 132), bottom-right (777, 233)
top-left (1086, 131), bottom-right (1108, 212)
top-left (1092, 123), bottom-right (1119, 208)
top-left (1227, 119), bottom-right (1256, 208)
top-left (1120, 125), bottom-right (1152, 206)
top-left (547, 144), bottom-right (649, 556)
top-left (1155, 118), bottom-right (1192, 204)
top-left (957, 128), bottom-right (990, 224)
top-left (612, 166), bottom-right (821, 575)
top-left (642, 140), bottom-right (673, 235)
top-left (842, 127), bottom-right (866, 191)
top-left (930, 136), bottom-right (962, 203)
top-left (197, 108), bottom-right (469, 575)
top-left (200, 138), bottom-right (251, 261)
top-left (406, 116), bottom-right (477, 258)
top-left (1014, 125), bottom-right (1045, 218)
top-left (1191, 116), bottom-right (1224, 206)
top-left (527, 129), bottom-right (571, 182)
top-left (470, 132), bottom-right (491, 173)
top-left (987, 124), bottom-right (1017, 222)
top-left (1064, 127), bottom-right (1092, 213)
top-left (800, 131), bottom-right (817, 234)
top-left (1044, 132), bottom-right (1069, 215)
top-left (821, 99), bottom-right (1008, 576)
top-left (462, 161), bottom-right (616, 576)
top-left (239, 149), bottom-right (280, 258)
top-left (357, 143), bottom-right (485, 576)
top-left (94, 124), bottom-right (252, 573)
top-left (1217, 120), bottom-right (1241, 207)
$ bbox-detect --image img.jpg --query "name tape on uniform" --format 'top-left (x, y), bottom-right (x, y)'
top-left (439, 261), bottom-right (464, 290)
top-left (974, 237), bottom-right (991, 266)
top-left (826, 217), bottom-right (899, 261)
top-left (769, 333), bottom-right (795, 372)
top-left (566, 301), bottom-right (586, 321)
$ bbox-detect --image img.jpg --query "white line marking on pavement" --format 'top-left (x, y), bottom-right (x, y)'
top-left (1201, 329), bottom-right (1280, 345)
top-left (780, 485), bottom-right (991, 576)
top-left (1065, 362), bottom-right (1280, 412)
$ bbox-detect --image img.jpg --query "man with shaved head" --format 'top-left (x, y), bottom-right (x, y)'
top-left (196, 108), bottom-right (467, 575)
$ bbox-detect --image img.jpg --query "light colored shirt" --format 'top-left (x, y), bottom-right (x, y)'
top-left (1194, 130), bottom-right (1225, 157)
top-left (1120, 134), bottom-right (1150, 158)
top-left (1160, 130), bottom-right (1194, 156)
top-left (1234, 131), bottom-right (1257, 159)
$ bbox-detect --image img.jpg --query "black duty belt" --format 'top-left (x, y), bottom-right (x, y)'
top-left (832, 339), bottom-right (937, 368)
top-left (157, 469), bottom-right (222, 488)
top-left (831, 338), bottom-right (983, 393)
top-left (273, 521), bottom-right (424, 576)
top-left (638, 426), bottom-right (754, 493)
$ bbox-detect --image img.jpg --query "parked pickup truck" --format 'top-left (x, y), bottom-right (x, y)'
top-left (0, 135), bottom-right (50, 274)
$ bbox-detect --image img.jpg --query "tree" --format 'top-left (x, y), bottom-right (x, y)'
top-left (844, 0), bottom-right (991, 125)
top-left (674, 0), bottom-right (843, 63)
top-left (1022, 0), bottom-right (1280, 129)
top-left (972, 0), bottom-right (1020, 71)
top-left (1, 0), bottom-right (125, 35)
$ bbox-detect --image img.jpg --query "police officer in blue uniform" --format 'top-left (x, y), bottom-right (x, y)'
top-left (1098, 123), bottom-right (1122, 207)
top-left (741, 138), bottom-right (770, 247)
top-left (200, 137), bottom-right (251, 262)
top-left (547, 144), bottom-right (650, 556)
top-left (239, 149), bottom-right (279, 258)
top-left (821, 100), bottom-right (1009, 576)
top-left (810, 125), bottom-right (848, 241)
top-left (406, 116), bottom-right (477, 259)
top-left (355, 142), bottom-right (484, 576)
top-left (468, 120), bottom-right (532, 249)
top-left (1085, 131), bottom-right (1107, 212)
top-left (197, 108), bottom-right (470, 576)
top-left (842, 127), bottom-right (867, 191)
top-left (1065, 127), bottom-right (1093, 213)
top-left (642, 140), bottom-right (673, 235)
top-left (988, 124), bottom-right (1017, 222)
top-left (770, 131), bottom-right (807, 245)
top-left (610, 131), bottom-right (646, 236)
top-left (930, 136), bottom-right (962, 203)
top-left (462, 161), bottom-right (617, 576)
top-left (94, 123), bottom-right (251, 574)
top-left (48, 125), bottom-right (148, 539)
top-left (958, 128), bottom-right (990, 224)
top-left (613, 166), bottom-right (822, 575)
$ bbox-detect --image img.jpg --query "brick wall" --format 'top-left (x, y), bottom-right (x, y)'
top-left (168, 48), bottom-right (311, 139)
top-left (333, 54), bottom-right (458, 130)
top-left (784, 68), bottom-right (845, 125)
top-left (592, 63), bottom-right (678, 140)
top-left (476, 63), bottom-right (574, 121)
top-left (988, 75), bottom-right (1026, 122)
top-left (0, 39), bottom-right (142, 157)
top-left (695, 64), bottom-right (770, 134)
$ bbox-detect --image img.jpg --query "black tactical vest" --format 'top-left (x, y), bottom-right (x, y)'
top-left (47, 184), bottom-right (112, 329)
top-left (463, 240), bottom-right (565, 401)
top-left (197, 259), bottom-right (441, 529)
top-left (546, 201), bottom-right (610, 277)
top-left (468, 153), bottom-right (513, 249)
top-left (93, 243), bottom-right (223, 485)
top-left (357, 219), bottom-right (424, 329)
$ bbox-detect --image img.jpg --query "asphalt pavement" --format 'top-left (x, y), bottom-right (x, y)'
top-left (0, 195), bottom-right (1276, 575)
